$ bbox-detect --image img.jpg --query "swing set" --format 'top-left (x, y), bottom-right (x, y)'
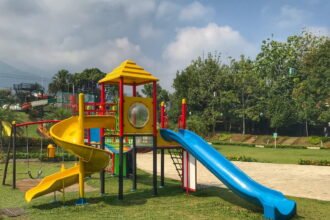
top-left (2, 120), bottom-right (60, 188)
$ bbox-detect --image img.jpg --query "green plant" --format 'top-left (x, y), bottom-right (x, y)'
top-left (299, 159), bottom-right (330, 166)
top-left (187, 115), bottom-right (209, 137)
top-left (308, 136), bottom-right (322, 145)
top-left (218, 133), bottom-right (232, 141)
top-left (227, 155), bottom-right (258, 162)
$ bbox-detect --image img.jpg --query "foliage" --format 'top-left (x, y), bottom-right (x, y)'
top-left (44, 105), bottom-right (72, 120)
top-left (217, 133), bottom-right (232, 141)
top-left (48, 69), bottom-right (73, 94)
top-left (299, 159), bottom-right (330, 166)
top-left (170, 32), bottom-right (329, 136)
top-left (226, 155), bottom-right (258, 162)
top-left (186, 115), bottom-right (209, 136)
top-left (48, 68), bottom-right (106, 96)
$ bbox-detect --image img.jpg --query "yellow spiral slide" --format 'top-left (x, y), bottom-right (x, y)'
top-left (25, 95), bottom-right (115, 203)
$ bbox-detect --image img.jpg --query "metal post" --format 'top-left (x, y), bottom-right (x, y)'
top-left (12, 122), bottom-right (16, 189)
top-left (99, 83), bottom-right (106, 195)
top-left (77, 93), bottom-right (86, 205)
top-left (152, 81), bottom-right (158, 195)
top-left (2, 125), bottom-right (13, 186)
top-left (100, 136), bottom-right (105, 195)
top-left (160, 148), bottom-right (164, 187)
top-left (160, 102), bottom-right (165, 188)
top-left (132, 133), bottom-right (137, 191)
top-left (118, 77), bottom-right (124, 200)
top-left (132, 83), bottom-right (137, 191)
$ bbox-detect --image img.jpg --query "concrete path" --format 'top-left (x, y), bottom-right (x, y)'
top-left (137, 153), bottom-right (330, 201)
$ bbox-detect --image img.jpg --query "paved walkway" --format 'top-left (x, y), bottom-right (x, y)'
top-left (137, 153), bottom-right (330, 201)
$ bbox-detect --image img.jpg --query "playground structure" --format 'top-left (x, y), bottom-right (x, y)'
top-left (2, 120), bottom-right (60, 184)
top-left (2, 60), bottom-right (296, 219)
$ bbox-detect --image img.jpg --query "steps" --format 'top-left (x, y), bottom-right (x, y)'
top-left (168, 148), bottom-right (183, 181)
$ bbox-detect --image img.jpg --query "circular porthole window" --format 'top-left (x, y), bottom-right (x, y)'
top-left (128, 103), bottom-right (149, 128)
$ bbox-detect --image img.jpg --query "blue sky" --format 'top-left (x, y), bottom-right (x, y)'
top-left (0, 0), bottom-right (329, 89)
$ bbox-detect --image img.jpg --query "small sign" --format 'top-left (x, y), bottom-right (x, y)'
top-left (273, 132), bottom-right (278, 138)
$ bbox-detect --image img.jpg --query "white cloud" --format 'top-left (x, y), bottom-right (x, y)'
top-left (276, 5), bottom-right (306, 28)
top-left (162, 23), bottom-right (256, 89)
top-left (306, 26), bottom-right (330, 37)
top-left (139, 23), bottom-right (163, 39)
top-left (179, 1), bottom-right (213, 21)
top-left (156, 1), bottom-right (179, 19)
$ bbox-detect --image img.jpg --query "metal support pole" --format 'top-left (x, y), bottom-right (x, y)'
top-left (2, 125), bottom-right (13, 186)
top-left (118, 77), bottom-right (124, 200)
top-left (152, 81), bottom-right (158, 196)
top-left (118, 136), bottom-right (124, 199)
top-left (12, 122), bottom-right (17, 189)
top-left (76, 93), bottom-right (86, 205)
top-left (160, 148), bottom-right (164, 187)
top-left (132, 136), bottom-right (137, 191)
top-left (100, 136), bottom-right (105, 195)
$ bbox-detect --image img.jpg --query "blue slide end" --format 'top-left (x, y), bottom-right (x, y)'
top-left (160, 129), bottom-right (296, 220)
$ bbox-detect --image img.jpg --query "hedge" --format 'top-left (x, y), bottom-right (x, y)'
top-left (211, 141), bottom-right (330, 150)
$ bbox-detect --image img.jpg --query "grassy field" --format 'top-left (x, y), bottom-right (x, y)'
top-left (214, 145), bottom-right (330, 164)
top-left (0, 161), bottom-right (330, 219)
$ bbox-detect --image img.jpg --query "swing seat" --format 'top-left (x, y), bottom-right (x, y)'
top-left (27, 170), bottom-right (43, 179)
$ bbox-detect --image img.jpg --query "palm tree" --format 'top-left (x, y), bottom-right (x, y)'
top-left (48, 69), bottom-right (73, 95)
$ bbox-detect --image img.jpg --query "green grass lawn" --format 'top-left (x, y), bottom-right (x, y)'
top-left (214, 145), bottom-right (330, 164)
top-left (0, 161), bottom-right (330, 219)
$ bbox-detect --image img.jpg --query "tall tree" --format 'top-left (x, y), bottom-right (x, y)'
top-left (48, 69), bottom-right (73, 94)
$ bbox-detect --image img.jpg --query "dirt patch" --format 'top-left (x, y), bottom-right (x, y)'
top-left (0, 207), bottom-right (25, 217)
top-left (137, 153), bottom-right (330, 201)
top-left (245, 136), bottom-right (257, 144)
top-left (281, 137), bottom-right (299, 145)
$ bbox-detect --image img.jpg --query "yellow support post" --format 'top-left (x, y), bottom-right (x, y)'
top-left (77, 93), bottom-right (86, 205)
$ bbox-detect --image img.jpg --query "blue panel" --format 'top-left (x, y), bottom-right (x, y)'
top-left (90, 128), bottom-right (100, 142)
top-left (160, 129), bottom-right (296, 220)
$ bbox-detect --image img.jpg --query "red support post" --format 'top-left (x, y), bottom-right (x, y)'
top-left (132, 83), bottom-right (136, 97)
top-left (181, 99), bottom-right (187, 129)
top-left (118, 77), bottom-right (124, 199)
top-left (160, 101), bottom-right (165, 128)
top-left (181, 98), bottom-right (189, 194)
top-left (100, 83), bottom-right (106, 137)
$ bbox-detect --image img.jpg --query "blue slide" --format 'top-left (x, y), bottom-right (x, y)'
top-left (160, 129), bottom-right (296, 220)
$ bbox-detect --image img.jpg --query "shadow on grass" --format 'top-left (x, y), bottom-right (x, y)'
top-left (31, 172), bottom-right (270, 218)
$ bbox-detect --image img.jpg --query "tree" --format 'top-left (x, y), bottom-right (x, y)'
top-left (48, 69), bottom-right (73, 94)
top-left (231, 56), bottom-right (261, 134)
top-left (171, 53), bottom-right (224, 135)
top-left (141, 83), bottom-right (170, 103)
top-left (72, 68), bottom-right (106, 95)
top-left (44, 106), bottom-right (72, 120)
top-left (301, 39), bottom-right (330, 133)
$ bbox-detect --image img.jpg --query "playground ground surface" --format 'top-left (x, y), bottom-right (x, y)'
top-left (0, 161), bottom-right (329, 219)
top-left (137, 153), bottom-right (330, 201)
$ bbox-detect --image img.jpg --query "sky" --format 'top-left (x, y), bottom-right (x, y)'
top-left (0, 0), bottom-right (329, 90)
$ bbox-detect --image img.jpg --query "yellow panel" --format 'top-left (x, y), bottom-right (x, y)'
top-left (123, 96), bottom-right (153, 134)
top-left (99, 60), bottom-right (158, 85)
top-left (157, 131), bottom-right (181, 148)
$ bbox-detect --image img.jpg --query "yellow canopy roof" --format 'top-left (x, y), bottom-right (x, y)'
top-left (99, 60), bottom-right (158, 85)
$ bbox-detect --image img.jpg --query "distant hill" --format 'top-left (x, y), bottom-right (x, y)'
top-left (0, 60), bottom-right (50, 89)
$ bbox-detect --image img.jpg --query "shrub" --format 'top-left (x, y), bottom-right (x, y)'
top-left (227, 155), bottom-right (258, 162)
top-left (187, 115), bottom-right (209, 137)
top-left (218, 133), bottom-right (232, 141)
top-left (308, 136), bottom-right (322, 145)
top-left (299, 159), bottom-right (330, 166)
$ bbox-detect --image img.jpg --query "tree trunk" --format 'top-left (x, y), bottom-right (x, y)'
top-left (305, 120), bottom-right (309, 137)
top-left (242, 92), bottom-right (246, 135)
